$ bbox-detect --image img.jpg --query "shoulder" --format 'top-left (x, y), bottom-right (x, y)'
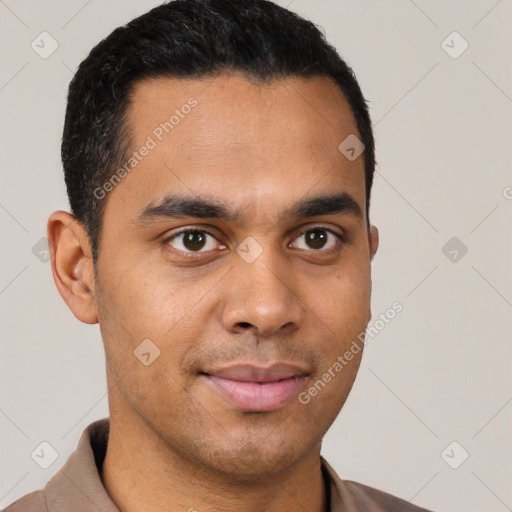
top-left (2, 490), bottom-right (48, 512)
top-left (321, 457), bottom-right (433, 512)
top-left (341, 479), bottom-right (433, 512)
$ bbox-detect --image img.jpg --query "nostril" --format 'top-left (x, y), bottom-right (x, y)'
top-left (238, 322), bottom-right (252, 329)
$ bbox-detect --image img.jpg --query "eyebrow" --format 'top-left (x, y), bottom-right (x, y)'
top-left (137, 195), bottom-right (237, 224)
top-left (136, 192), bottom-right (363, 226)
top-left (291, 193), bottom-right (362, 220)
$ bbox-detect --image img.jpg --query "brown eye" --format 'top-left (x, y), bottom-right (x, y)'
top-left (292, 227), bottom-right (342, 252)
top-left (183, 231), bottom-right (206, 251)
top-left (304, 229), bottom-right (328, 249)
top-left (166, 229), bottom-right (221, 253)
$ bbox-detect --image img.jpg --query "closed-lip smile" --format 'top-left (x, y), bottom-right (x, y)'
top-left (201, 362), bottom-right (309, 412)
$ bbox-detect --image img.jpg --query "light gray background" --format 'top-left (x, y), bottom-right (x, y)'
top-left (1, 1), bottom-right (511, 511)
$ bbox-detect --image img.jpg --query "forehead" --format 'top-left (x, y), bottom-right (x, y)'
top-left (126, 72), bottom-right (358, 151)
top-left (107, 73), bottom-right (365, 226)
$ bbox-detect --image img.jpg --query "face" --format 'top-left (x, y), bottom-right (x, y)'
top-left (89, 73), bottom-right (378, 478)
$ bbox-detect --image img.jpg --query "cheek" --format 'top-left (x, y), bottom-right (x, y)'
top-left (96, 264), bottom-right (216, 391)
top-left (300, 269), bottom-right (370, 420)
top-left (307, 263), bottom-right (371, 334)
top-left (96, 271), bottom-right (204, 419)
top-left (98, 261), bottom-right (203, 337)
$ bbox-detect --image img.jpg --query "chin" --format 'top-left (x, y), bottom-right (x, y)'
top-left (187, 422), bottom-right (319, 481)
top-left (201, 449), bottom-right (299, 481)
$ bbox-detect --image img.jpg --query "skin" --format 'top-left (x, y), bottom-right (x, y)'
top-left (48, 72), bottom-right (379, 512)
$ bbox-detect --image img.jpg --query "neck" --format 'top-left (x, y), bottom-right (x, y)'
top-left (101, 413), bottom-right (327, 512)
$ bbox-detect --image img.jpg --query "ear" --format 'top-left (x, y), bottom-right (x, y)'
top-left (47, 211), bottom-right (98, 324)
top-left (369, 224), bottom-right (379, 260)
top-left (365, 224), bottom-right (379, 325)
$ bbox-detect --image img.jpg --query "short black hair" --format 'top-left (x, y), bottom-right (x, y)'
top-left (62, 0), bottom-right (375, 263)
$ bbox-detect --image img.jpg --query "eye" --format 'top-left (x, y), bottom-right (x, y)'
top-left (165, 229), bottom-right (226, 253)
top-left (291, 227), bottom-right (343, 251)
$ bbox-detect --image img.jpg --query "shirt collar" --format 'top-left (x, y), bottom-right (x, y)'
top-left (44, 418), bottom-right (344, 512)
top-left (44, 418), bottom-right (118, 512)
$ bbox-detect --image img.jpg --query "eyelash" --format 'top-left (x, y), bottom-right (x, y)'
top-left (163, 226), bottom-right (345, 258)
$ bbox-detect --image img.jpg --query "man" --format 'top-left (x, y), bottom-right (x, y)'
top-left (3, 0), bottom-right (433, 511)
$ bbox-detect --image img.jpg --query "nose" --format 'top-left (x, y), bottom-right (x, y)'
top-left (220, 254), bottom-right (303, 338)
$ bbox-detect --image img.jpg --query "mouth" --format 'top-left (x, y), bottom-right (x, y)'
top-left (200, 363), bottom-right (309, 412)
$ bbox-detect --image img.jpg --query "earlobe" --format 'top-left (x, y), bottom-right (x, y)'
top-left (47, 211), bottom-right (98, 324)
top-left (369, 224), bottom-right (379, 260)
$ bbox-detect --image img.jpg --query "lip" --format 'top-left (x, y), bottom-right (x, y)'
top-left (202, 363), bottom-right (308, 412)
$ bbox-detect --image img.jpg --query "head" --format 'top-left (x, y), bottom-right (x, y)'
top-left (49, 0), bottom-right (379, 480)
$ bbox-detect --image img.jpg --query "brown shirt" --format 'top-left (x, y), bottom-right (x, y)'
top-left (3, 418), bottom-right (432, 512)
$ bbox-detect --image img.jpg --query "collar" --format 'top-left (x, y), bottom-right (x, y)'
top-left (41, 418), bottom-right (392, 512)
